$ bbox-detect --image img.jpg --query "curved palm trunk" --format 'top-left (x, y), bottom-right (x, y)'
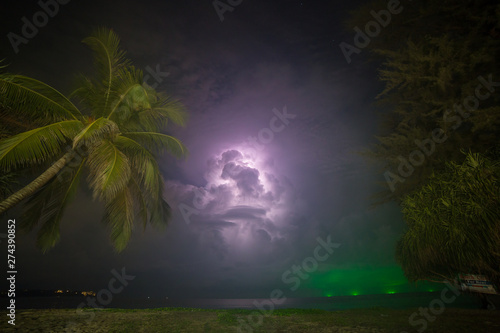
top-left (0, 151), bottom-right (75, 215)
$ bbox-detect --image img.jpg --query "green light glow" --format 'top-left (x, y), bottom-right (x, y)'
top-left (299, 265), bottom-right (442, 296)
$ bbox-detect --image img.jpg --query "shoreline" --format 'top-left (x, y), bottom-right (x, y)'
top-left (1, 307), bottom-right (499, 332)
top-left (0, 291), bottom-right (485, 310)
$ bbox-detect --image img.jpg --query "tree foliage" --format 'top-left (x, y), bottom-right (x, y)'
top-left (351, 0), bottom-right (500, 203)
top-left (396, 152), bottom-right (500, 286)
top-left (0, 28), bottom-right (187, 252)
top-left (346, 1), bottom-right (500, 287)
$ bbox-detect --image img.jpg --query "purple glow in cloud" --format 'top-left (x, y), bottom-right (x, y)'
top-left (167, 145), bottom-right (301, 261)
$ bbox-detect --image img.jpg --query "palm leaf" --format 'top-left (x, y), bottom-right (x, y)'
top-left (114, 135), bottom-right (171, 229)
top-left (126, 101), bottom-right (187, 132)
top-left (102, 185), bottom-right (134, 252)
top-left (122, 109), bottom-right (167, 132)
top-left (141, 85), bottom-right (187, 127)
top-left (0, 170), bottom-right (18, 200)
top-left (152, 106), bottom-right (187, 127)
top-left (128, 175), bottom-right (149, 230)
top-left (122, 132), bottom-right (187, 158)
top-left (72, 117), bottom-right (119, 149)
top-left (153, 93), bottom-right (188, 127)
top-left (106, 67), bottom-right (146, 122)
top-left (82, 28), bottom-right (132, 114)
top-left (68, 74), bottom-right (99, 115)
top-left (87, 140), bottom-right (131, 201)
top-left (0, 120), bottom-right (84, 171)
top-left (0, 74), bottom-right (83, 122)
top-left (113, 135), bottom-right (161, 196)
top-left (147, 179), bottom-right (171, 230)
top-left (22, 159), bottom-right (86, 252)
top-left (129, 173), bottom-right (170, 231)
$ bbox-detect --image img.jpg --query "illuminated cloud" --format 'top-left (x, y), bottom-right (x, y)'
top-left (166, 146), bottom-right (300, 261)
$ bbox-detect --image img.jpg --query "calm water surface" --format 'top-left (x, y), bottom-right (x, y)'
top-left (11, 292), bottom-right (482, 310)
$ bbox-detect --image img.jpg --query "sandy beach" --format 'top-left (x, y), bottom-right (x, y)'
top-left (1, 307), bottom-right (499, 332)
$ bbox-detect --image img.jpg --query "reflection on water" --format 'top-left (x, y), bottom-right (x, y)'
top-left (11, 292), bottom-right (482, 310)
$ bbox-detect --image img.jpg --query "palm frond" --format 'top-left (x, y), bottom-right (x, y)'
top-left (122, 109), bottom-right (167, 132)
top-left (141, 84), bottom-right (187, 127)
top-left (124, 101), bottom-right (187, 132)
top-left (22, 159), bottom-right (86, 252)
top-left (87, 140), bottom-right (131, 201)
top-left (152, 106), bottom-right (187, 127)
top-left (129, 173), bottom-right (170, 231)
top-left (113, 135), bottom-right (161, 196)
top-left (0, 120), bottom-right (84, 171)
top-left (114, 135), bottom-right (171, 230)
top-left (68, 74), bottom-right (99, 115)
top-left (122, 132), bottom-right (187, 158)
top-left (102, 185), bottom-right (134, 252)
top-left (129, 175), bottom-right (148, 230)
top-left (147, 178), bottom-right (171, 230)
top-left (153, 94), bottom-right (188, 127)
top-left (0, 170), bottom-right (18, 200)
top-left (106, 67), bottom-right (146, 122)
top-left (0, 74), bottom-right (83, 122)
top-left (73, 117), bottom-right (119, 149)
top-left (82, 28), bottom-right (132, 113)
top-left (1, 105), bottom-right (49, 135)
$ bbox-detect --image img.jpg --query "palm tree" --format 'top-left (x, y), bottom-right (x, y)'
top-left (0, 28), bottom-right (187, 252)
top-left (396, 151), bottom-right (500, 287)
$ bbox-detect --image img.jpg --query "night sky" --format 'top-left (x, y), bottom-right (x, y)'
top-left (1, 0), bottom-right (437, 299)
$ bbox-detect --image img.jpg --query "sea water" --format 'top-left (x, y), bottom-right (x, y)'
top-left (11, 292), bottom-right (481, 310)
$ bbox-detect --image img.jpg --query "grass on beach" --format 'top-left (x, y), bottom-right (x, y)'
top-left (1, 307), bottom-right (499, 332)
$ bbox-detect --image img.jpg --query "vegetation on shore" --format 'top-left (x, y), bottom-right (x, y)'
top-left (348, 0), bottom-right (500, 287)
